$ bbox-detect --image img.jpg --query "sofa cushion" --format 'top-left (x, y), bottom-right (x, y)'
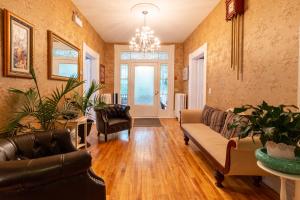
top-left (220, 111), bottom-right (249, 139)
top-left (181, 123), bottom-right (229, 167)
top-left (209, 110), bottom-right (227, 133)
top-left (200, 105), bottom-right (216, 126)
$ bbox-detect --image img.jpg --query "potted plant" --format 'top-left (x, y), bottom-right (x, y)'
top-left (232, 101), bottom-right (300, 159)
top-left (71, 81), bottom-right (104, 142)
top-left (2, 66), bottom-right (84, 136)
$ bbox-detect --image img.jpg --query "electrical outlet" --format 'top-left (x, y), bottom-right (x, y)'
top-left (208, 88), bottom-right (212, 94)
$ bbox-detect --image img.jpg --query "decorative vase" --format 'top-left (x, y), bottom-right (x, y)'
top-left (265, 141), bottom-right (296, 160)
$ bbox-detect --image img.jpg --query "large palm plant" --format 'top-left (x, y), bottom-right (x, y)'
top-left (4, 66), bottom-right (84, 135)
top-left (72, 80), bottom-right (104, 117)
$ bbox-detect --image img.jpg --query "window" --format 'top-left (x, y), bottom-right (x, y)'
top-left (58, 63), bottom-right (78, 78)
top-left (120, 64), bottom-right (129, 104)
top-left (160, 64), bottom-right (168, 110)
top-left (120, 51), bottom-right (169, 61)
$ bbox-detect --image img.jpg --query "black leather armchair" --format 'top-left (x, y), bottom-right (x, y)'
top-left (94, 104), bottom-right (132, 142)
top-left (0, 130), bottom-right (106, 200)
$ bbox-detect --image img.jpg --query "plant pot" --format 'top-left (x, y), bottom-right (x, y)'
top-left (78, 119), bottom-right (94, 143)
top-left (265, 141), bottom-right (296, 160)
top-left (256, 148), bottom-right (300, 175)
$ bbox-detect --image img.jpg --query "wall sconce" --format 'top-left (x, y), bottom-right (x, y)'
top-left (72, 11), bottom-right (83, 28)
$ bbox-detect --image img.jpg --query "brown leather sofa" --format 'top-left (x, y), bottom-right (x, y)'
top-left (0, 130), bottom-right (106, 200)
top-left (94, 104), bottom-right (132, 142)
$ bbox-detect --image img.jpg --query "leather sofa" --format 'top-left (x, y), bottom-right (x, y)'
top-left (94, 104), bottom-right (132, 142)
top-left (180, 106), bottom-right (269, 188)
top-left (0, 130), bottom-right (106, 200)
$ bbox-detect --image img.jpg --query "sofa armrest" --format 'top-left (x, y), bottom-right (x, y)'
top-left (180, 109), bottom-right (202, 124)
top-left (230, 136), bottom-right (263, 151)
top-left (0, 150), bottom-right (91, 190)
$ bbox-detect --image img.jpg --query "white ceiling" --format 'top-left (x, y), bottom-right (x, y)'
top-left (72, 0), bottom-right (220, 43)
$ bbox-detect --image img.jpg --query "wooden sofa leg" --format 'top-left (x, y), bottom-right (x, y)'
top-left (214, 171), bottom-right (224, 188)
top-left (105, 134), bottom-right (107, 142)
top-left (184, 135), bottom-right (189, 145)
top-left (253, 176), bottom-right (262, 187)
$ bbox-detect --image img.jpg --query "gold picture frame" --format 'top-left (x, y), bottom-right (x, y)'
top-left (3, 9), bottom-right (34, 79)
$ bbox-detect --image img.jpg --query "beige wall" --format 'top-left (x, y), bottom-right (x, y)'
top-left (0, 0), bottom-right (105, 128)
top-left (184, 0), bottom-right (300, 109)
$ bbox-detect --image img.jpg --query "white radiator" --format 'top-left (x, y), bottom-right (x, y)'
top-left (102, 93), bottom-right (112, 104)
top-left (175, 93), bottom-right (187, 121)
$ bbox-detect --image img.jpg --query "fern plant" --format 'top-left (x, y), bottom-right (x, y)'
top-left (4, 66), bottom-right (84, 135)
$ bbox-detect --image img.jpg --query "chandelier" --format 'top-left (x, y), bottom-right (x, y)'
top-left (129, 10), bottom-right (160, 52)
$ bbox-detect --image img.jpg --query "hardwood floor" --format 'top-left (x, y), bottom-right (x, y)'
top-left (88, 118), bottom-right (279, 200)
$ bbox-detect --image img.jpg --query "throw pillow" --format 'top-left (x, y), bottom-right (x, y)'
top-left (220, 111), bottom-right (249, 139)
top-left (209, 110), bottom-right (227, 133)
top-left (201, 105), bottom-right (216, 126)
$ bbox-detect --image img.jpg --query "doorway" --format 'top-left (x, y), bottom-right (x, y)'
top-left (114, 45), bottom-right (175, 118)
top-left (188, 43), bottom-right (207, 109)
top-left (82, 43), bottom-right (100, 119)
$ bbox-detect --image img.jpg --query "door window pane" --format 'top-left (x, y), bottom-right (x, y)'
top-left (120, 51), bottom-right (168, 61)
top-left (159, 52), bottom-right (169, 60)
top-left (160, 64), bottom-right (168, 110)
top-left (120, 64), bottom-right (128, 104)
top-left (134, 66), bottom-right (154, 105)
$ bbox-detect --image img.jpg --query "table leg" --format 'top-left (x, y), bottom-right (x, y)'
top-left (295, 180), bottom-right (300, 200)
top-left (84, 122), bottom-right (87, 149)
top-left (280, 177), bottom-right (287, 200)
top-left (75, 125), bottom-right (78, 149)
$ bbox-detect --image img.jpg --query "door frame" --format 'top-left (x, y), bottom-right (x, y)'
top-left (188, 43), bottom-right (207, 109)
top-left (82, 42), bottom-right (100, 119)
top-left (114, 45), bottom-right (175, 118)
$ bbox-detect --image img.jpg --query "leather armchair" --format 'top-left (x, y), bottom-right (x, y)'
top-left (0, 130), bottom-right (106, 200)
top-left (94, 104), bottom-right (132, 142)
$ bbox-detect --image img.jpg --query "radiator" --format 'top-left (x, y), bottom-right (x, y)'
top-left (175, 93), bottom-right (187, 121)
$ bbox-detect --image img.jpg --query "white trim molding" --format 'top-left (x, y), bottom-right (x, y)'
top-left (82, 42), bottom-right (100, 88)
top-left (188, 43), bottom-right (208, 109)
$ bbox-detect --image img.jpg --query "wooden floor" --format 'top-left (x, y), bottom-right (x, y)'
top-left (88, 118), bottom-right (279, 200)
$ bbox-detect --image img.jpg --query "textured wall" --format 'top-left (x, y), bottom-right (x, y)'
top-left (103, 43), bottom-right (184, 94)
top-left (184, 0), bottom-right (300, 109)
top-left (183, 0), bottom-right (300, 198)
top-left (0, 0), bottom-right (105, 128)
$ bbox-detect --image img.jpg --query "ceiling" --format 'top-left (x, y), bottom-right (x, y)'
top-left (72, 0), bottom-right (220, 43)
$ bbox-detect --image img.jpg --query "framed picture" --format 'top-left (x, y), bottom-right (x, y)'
top-left (100, 64), bottom-right (105, 84)
top-left (3, 9), bottom-right (34, 78)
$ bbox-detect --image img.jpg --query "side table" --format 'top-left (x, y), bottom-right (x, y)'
top-left (257, 161), bottom-right (300, 200)
top-left (56, 116), bottom-right (87, 149)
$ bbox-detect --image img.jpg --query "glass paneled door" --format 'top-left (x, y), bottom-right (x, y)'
top-left (131, 63), bottom-right (159, 117)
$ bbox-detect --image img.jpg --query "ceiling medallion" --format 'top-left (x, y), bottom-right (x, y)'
top-left (129, 3), bottom-right (160, 52)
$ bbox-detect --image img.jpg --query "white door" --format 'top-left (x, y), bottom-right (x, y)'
top-left (130, 63), bottom-right (159, 117)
